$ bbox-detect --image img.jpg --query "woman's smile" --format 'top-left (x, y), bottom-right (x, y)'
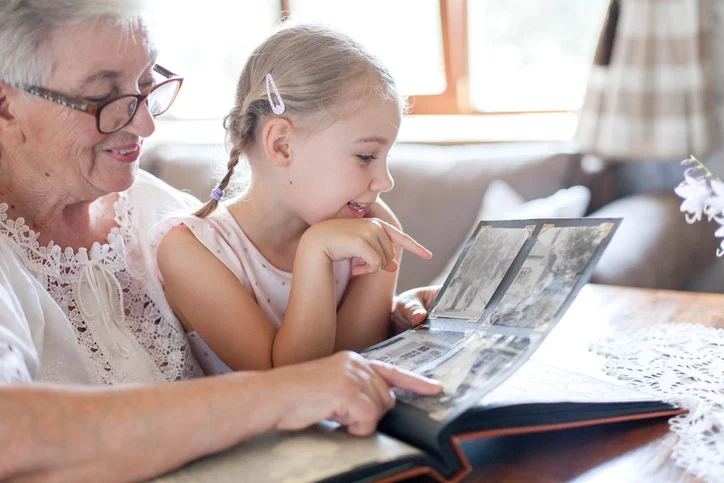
top-left (104, 142), bottom-right (142, 163)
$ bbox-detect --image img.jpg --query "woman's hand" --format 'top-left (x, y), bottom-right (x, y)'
top-left (274, 351), bottom-right (442, 436)
top-left (391, 285), bottom-right (442, 332)
top-left (301, 218), bottom-right (432, 277)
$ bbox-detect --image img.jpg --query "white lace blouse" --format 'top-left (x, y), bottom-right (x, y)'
top-left (0, 171), bottom-right (203, 385)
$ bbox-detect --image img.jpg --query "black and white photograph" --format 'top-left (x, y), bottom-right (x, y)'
top-left (361, 328), bottom-right (469, 371)
top-left (396, 333), bottom-right (532, 421)
top-left (484, 222), bottom-right (615, 330)
top-left (429, 226), bottom-right (532, 321)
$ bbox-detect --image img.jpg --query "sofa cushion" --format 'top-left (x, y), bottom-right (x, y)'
top-left (685, 257), bottom-right (724, 293)
top-left (479, 180), bottom-right (591, 220)
top-left (141, 143), bottom-right (233, 202)
top-left (589, 192), bottom-right (720, 289)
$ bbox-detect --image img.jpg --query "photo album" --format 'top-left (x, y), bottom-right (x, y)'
top-left (156, 218), bottom-right (684, 483)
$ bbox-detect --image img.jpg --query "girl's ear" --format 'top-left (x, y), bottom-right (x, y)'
top-left (261, 117), bottom-right (293, 167)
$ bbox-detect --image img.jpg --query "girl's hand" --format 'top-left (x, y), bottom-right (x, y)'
top-left (302, 218), bottom-right (432, 277)
top-left (391, 285), bottom-right (441, 332)
top-left (364, 199), bottom-right (390, 220)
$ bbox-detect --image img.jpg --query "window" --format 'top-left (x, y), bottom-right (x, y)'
top-left (468, 0), bottom-right (610, 113)
top-left (287, 0), bottom-right (447, 97)
top-left (146, 1), bottom-right (280, 119)
top-left (150, 0), bottom-right (608, 127)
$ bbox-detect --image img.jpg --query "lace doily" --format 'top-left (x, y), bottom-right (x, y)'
top-left (0, 192), bottom-right (200, 384)
top-left (591, 323), bottom-right (724, 482)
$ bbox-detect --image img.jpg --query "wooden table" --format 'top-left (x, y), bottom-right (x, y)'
top-left (158, 283), bottom-right (722, 483)
top-left (454, 283), bottom-right (724, 483)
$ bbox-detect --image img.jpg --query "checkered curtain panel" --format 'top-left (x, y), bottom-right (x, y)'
top-left (575, 0), bottom-right (716, 161)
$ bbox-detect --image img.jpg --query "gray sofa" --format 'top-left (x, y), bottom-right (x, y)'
top-left (141, 141), bottom-right (723, 294)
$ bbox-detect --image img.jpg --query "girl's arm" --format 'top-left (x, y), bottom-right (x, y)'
top-left (272, 215), bottom-right (412, 366)
top-left (158, 220), bottom-right (429, 369)
top-left (157, 225), bottom-right (290, 370)
top-left (335, 201), bottom-right (409, 351)
top-left (271, 232), bottom-right (339, 365)
top-left (158, 225), bottom-right (355, 369)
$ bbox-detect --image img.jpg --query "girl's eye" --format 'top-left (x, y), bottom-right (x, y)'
top-left (357, 154), bottom-right (376, 164)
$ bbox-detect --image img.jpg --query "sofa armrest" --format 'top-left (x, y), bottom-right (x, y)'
top-left (589, 193), bottom-right (719, 289)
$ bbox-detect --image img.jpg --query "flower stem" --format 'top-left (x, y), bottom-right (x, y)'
top-left (688, 154), bottom-right (717, 179)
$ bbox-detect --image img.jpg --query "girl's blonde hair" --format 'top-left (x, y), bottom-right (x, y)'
top-left (194, 23), bottom-right (405, 217)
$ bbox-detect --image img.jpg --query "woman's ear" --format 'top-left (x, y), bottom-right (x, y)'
top-left (261, 117), bottom-right (294, 167)
top-left (0, 83), bottom-right (23, 142)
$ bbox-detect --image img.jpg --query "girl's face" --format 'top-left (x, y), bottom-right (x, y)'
top-left (286, 99), bottom-right (401, 225)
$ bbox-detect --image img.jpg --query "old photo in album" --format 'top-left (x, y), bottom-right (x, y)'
top-left (364, 218), bottom-right (620, 422)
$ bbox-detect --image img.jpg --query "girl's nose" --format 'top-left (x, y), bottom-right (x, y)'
top-left (371, 164), bottom-right (394, 193)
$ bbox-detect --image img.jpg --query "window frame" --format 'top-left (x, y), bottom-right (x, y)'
top-left (407, 0), bottom-right (470, 114)
top-left (278, 0), bottom-right (579, 116)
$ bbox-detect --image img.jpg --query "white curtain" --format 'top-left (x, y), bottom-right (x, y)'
top-left (575, 0), bottom-right (717, 161)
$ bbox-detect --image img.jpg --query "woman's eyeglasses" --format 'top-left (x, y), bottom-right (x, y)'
top-left (23, 65), bottom-right (183, 134)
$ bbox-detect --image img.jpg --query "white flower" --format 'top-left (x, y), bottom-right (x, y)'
top-left (676, 155), bottom-right (724, 256)
top-left (675, 173), bottom-right (712, 223)
top-left (714, 223), bottom-right (724, 257)
top-left (705, 179), bottom-right (724, 219)
top-left (715, 224), bottom-right (724, 238)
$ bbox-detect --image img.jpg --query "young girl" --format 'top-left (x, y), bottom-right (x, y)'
top-left (151, 24), bottom-right (431, 374)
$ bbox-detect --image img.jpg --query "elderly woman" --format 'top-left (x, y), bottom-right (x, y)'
top-left (0, 1), bottom-right (440, 480)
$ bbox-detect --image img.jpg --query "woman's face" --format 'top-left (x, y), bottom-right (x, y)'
top-left (8, 20), bottom-right (157, 200)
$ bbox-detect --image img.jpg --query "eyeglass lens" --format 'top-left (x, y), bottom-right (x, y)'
top-left (98, 80), bottom-right (180, 133)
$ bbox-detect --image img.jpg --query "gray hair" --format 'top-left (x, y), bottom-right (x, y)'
top-left (0, 0), bottom-right (150, 86)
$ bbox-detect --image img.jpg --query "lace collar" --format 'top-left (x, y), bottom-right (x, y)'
top-left (0, 191), bottom-right (133, 281)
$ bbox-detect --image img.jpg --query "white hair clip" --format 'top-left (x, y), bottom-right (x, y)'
top-left (265, 73), bottom-right (286, 115)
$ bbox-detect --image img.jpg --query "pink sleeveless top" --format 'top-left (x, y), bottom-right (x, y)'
top-left (150, 203), bottom-right (352, 375)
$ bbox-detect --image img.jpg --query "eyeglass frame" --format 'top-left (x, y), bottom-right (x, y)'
top-left (22, 64), bottom-right (183, 134)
